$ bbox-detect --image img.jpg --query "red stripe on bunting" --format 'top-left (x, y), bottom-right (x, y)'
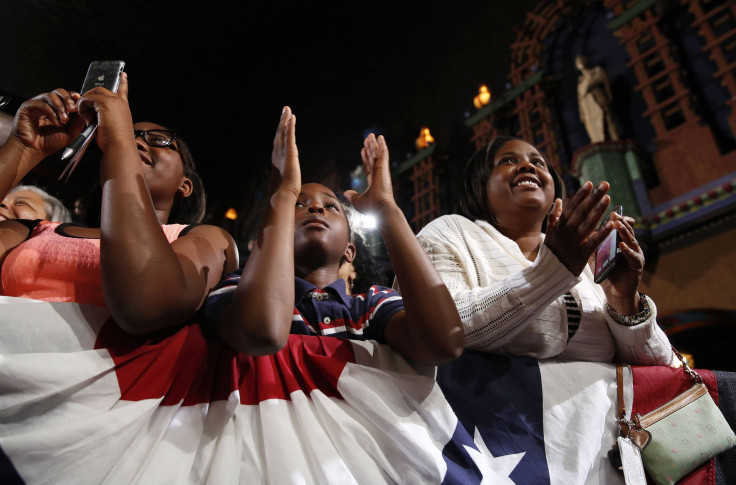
top-left (94, 320), bottom-right (356, 405)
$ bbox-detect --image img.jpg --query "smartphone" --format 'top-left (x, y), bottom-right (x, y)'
top-left (59, 60), bottom-right (125, 181)
top-left (593, 205), bottom-right (623, 284)
top-left (80, 60), bottom-right (125, 94)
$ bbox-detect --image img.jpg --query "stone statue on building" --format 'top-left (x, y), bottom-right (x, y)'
top-left (575, 55), bottom-right (620, 143)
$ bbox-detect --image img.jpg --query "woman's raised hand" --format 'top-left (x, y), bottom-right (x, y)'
top-left (599, 212), bottom-right (646, 314)
top-left (269, 106), bottom-right (301, 198)
top-left (544, 180), bottom-right (613, 276)
top-left (9, 88), bottom-right (83, 157)
top-left (76, 72), bottom-right (133, 153)
top-left (343, 133), bottom-right (395, 216)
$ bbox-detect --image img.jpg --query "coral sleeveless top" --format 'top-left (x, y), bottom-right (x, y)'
top-left (1, 221), bottom-right (189, 306)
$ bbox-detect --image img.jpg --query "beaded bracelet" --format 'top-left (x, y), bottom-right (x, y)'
top-left (607, 293), bottom-right (651, 326)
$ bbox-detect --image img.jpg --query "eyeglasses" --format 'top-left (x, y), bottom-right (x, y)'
top-left (134, 129), bottom-right (178, 151)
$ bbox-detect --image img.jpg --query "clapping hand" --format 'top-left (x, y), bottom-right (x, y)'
top-left (269, 106), bottom-right (301, 198)
top-left (544, 181), bottom-right (613, 276)
top-left (343, 133), bottom-right (395, 217)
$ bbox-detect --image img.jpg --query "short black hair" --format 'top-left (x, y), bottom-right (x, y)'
top-left (457, 136), bottom-right (565, 229)
top-left (337, 196), bottom-right (355, 267)
top-left (350, 230), bottom-right (389, 293)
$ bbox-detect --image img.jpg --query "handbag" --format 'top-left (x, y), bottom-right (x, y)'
top-left (615, 347), bottom-right (736, 485)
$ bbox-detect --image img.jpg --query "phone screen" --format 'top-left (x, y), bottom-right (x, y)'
top-left (593, 205), bottom-right (623, 284)
top-left (594, 229), bottom-right (618, 280)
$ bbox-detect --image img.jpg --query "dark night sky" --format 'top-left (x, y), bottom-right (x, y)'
top-left (0, 0), bottom-right (540, 219)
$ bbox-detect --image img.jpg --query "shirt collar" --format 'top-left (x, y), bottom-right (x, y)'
top-left (294, 277), bottom-right (352, 308)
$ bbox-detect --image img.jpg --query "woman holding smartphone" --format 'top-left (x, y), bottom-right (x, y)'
top-left (414, 135), bottom-right (672, 364)
top-left (0, 73), bottom-right (238, 333)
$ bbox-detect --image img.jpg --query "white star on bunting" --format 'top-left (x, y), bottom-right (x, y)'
top-left (464, 426), bottom-right (525, 484)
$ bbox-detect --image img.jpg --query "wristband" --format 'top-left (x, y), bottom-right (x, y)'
top-left (607, 293), bottom-right (651, 326)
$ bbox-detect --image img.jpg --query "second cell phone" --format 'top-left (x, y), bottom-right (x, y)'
top-left (593, 204), bottom-right (623, 284)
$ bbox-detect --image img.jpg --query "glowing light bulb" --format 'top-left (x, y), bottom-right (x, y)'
top-left (415, 127), bottom-right (435, 150)
top-left (474, 84), bottom-right (491, 109)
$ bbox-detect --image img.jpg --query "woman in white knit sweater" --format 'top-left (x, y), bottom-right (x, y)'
top-left (415, 136), bottom-right (672, 364)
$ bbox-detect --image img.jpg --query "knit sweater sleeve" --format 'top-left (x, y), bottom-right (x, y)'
top-left (416, 216), bottom-right (581, 352)
top-left (604, 294), bottom-right (674, 365)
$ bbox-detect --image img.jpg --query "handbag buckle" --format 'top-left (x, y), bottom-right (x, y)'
top-left (633, 413), bottom-right (642, 430)
top-left (617, 413), bottom-right (633, 438)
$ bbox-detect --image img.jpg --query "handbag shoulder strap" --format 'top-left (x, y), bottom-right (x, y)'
top-left (615, 363), bottom-right (629, 436)
top-left (671, 346), bottom-right (703, 384)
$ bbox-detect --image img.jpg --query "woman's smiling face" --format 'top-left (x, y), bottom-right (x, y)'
top-left (485, 139), bottom-right (555, 221)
